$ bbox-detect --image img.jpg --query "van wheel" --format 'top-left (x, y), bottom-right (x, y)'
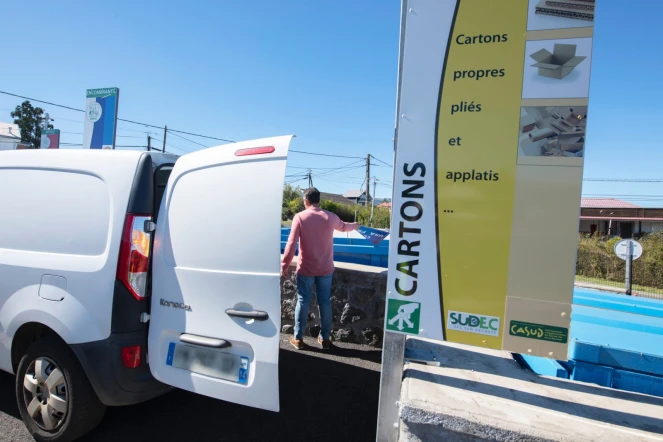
top-left (15, 337), bottom-right (106, 442)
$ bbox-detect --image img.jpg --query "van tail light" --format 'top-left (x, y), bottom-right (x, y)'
top-left (121, 345), bottom-right (142, 369)
top-left (117, 214), bottom-right (152, 300)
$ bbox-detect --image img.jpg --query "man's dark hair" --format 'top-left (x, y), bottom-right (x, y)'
top-left (304, 187), bottom-right (321, 205)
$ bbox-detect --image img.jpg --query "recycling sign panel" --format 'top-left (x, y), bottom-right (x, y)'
top-left (384, 0), bottom-right (598, 360)
top-left (386, 300), bottom-right (421, 333)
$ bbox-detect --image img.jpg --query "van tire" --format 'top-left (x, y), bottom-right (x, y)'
top-left (15, 337), bottom-right (106, 442)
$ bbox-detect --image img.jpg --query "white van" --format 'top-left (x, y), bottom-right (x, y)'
top-left (0, 136), bottom-right (292, 441)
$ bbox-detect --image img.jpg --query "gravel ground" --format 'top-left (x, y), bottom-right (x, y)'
top-left (0, 334), bottom-right (381, 441)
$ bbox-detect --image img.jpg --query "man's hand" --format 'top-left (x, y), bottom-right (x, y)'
top-left (352, 222), bottom-right (360, 231)
top-left (280, 267), bottom-right (288, 278)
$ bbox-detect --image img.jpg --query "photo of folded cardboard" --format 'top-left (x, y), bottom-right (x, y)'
top-left (535, 0), bottom-right (595, 22)
top-left (531, 44), bottom-right (586, 79)
top-left (518, 106), bottom-right (587, 162)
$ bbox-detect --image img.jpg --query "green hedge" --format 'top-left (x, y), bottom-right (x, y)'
top-left (576, 232), bottom-right (663, 289)
top-left (282, 184), bottom-right (391, 229)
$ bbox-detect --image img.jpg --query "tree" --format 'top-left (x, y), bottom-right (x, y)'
top-left (10, 101), bottom-right (53, 148)
top-left (282, 184), bottom-right (302, 220)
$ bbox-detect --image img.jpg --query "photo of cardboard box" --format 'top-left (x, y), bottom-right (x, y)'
top-left (530, 44), bottom-right (586, 79)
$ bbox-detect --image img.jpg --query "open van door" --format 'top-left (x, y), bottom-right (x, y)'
top-left (148, 135), bottom-right (293, 412)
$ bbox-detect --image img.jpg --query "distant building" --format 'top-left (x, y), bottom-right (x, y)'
top-left (319, 192), bottom-right (355, 206)
top-left (343, 189), bottom-right (373, 205)
top-left (579, 198), bottom-right (663, 238)
top-left (0, 122), bottom-right (25, 150)
top-left (377, 201), bottom-right (392, 212)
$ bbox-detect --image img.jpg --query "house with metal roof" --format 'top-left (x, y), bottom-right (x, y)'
top-left (0, 122), bottom-right (25, 150)
top-left (343, 189), bottom-right (372, 205)
top-left (579, 198), bottom-right (663, 237)
top-left (319, 192), bottom-right (355, 206)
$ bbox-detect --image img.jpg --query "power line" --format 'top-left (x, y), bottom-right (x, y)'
top-left (1, 90), bottom-right (401, 161)
top-left (286, 177), bottom-right (308, 185)
top-left (314, 161), bottom-right (365, 178)
top-left (1, 91), bottom-right (85, 114)
top-left (165, 143), bottom-right (190, 154)
top-left (317, 176), bottom-right (365, 185)
top-left (168, 131), bottom-right (210, 148)
top-left (168, 128), bottom-right (234, 143)
top-left (370, 154), bottom-right (392, 167)
top-left (290, 149), bottom-right (364, 159)
top-left (59, 131), bottom-right (146, 139)
top-left (287, 164), bottom-right (361, 170)
top-left (0, 90), bottom-right (234, 143)
top-left (60, 143), bottom-right (147, 148)
top-left (583, 178), bottom-right (663, 182)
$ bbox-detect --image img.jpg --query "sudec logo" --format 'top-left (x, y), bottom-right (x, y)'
top-left (447, 311), bottom-right (500, 337)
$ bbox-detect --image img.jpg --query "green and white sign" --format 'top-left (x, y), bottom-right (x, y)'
top-left (447, 311), bottom-right (500, 337)
top-left (83, 87), bottom-right (120, 149)
top-left (509, 320), bottom-right (569, 344)
top-left (386, 299), bottom-right (421, 334)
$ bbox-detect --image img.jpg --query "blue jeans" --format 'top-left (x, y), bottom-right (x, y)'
top-left (294, 273), bottom-right (333, 341)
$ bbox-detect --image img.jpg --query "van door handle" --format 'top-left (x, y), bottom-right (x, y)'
top-left (179, 334), bottom-right (231, 348)
top-left (225, 309), bottom-right (269, 321)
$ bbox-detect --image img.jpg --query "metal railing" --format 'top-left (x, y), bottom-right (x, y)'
top-left (575, 249), bottom-right (663, 299)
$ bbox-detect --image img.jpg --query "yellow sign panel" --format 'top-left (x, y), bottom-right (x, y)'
top-left (437, 0), bottom-right (528, 349)
top-left (386, 0), bottom-right (596, 359)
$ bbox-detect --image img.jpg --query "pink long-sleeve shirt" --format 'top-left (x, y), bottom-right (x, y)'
top-left (281, 207), bottom-right (358, 277)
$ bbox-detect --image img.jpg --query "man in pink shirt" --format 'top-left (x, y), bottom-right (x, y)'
top-left (281, 187), bottom-right (359, 350)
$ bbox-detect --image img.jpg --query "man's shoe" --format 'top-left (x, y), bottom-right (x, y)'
top-left (289, 336), bottom-right (304, 350)
top-left (318, 335), bottom-right (331, 350)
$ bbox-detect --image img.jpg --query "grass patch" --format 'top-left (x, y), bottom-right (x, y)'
top-left (575, 275), bottom-right (663, 297)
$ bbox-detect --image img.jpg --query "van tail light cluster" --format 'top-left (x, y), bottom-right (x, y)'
top-left (117, 214), bottom-right (152, 301)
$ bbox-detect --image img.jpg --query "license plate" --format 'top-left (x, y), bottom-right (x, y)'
top-left (166, 342), bottom-right (248, 384)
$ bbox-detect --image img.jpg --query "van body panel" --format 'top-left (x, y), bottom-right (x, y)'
top-left (148, 136), bottom-right (293, 412)
top-left (0, 150), bottom-right (142, 372)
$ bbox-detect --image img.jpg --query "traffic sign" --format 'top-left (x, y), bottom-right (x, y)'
top-left (614, 239), bottom-right (643, 261)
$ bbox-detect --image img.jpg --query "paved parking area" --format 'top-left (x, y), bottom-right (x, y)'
top-left (0, 335), bottom-right (381, 441)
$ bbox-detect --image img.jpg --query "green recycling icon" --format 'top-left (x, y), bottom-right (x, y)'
top-left (386, 299), bottom-right (421, 334)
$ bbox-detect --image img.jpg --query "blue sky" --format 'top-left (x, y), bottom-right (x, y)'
top-left (1, 1), bottom-right (661, 204)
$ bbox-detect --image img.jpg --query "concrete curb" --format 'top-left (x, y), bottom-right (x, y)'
top-left (398, 338), bottom-right (663, 441)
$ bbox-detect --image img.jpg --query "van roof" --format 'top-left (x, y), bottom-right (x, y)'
top-left (0, 149), bottom-right (179, 169)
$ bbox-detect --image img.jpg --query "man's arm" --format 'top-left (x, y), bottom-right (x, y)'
top-left (281, 215), bottom-right (301, 276)
top-left (333, 213), bottom-right (359, 232)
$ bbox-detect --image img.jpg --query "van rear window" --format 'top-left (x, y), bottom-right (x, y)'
top-left (0, 168), bottom-right (110, 255)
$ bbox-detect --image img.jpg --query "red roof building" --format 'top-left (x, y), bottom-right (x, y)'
top-left (377, 201), bottom-right (392, 211)
top-left (579, 198), bottom-right (663, 238)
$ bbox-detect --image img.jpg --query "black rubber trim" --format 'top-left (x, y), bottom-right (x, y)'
top-left (111, 280), bottom-right (148, 333)
top-left (70, 330), bottom-right (172, 406)
top-left (153, 163), bottom-right (174, 221)
top-left (126, 153), bottom-right (154, 215)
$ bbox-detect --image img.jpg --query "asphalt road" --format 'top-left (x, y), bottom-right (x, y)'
top-left (0, 335), bottom-right (381, 441)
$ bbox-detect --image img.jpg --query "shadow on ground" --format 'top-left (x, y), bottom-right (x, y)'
top-left (0, 344), bottom-right (380, 442)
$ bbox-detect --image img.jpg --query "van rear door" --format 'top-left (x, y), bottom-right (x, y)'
top-left (148, 135), bottom-right (293, 412)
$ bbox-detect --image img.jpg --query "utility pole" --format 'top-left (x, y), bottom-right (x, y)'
top-left (307, 169), bottom-right (313, 188)
top-left (365, 154), bottom-right (371, 207)
top-left (370, 176), bottom-right (377, 226)
top-left (162, 125), bottom-right (167, 152)
top-left (147, 135), bottom-right (151, 151)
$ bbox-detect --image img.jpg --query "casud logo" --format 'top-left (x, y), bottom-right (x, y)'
top-left (160, 298), bottom-right (192, 311)
top-left (447, 311), bottom-right (500, 337)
